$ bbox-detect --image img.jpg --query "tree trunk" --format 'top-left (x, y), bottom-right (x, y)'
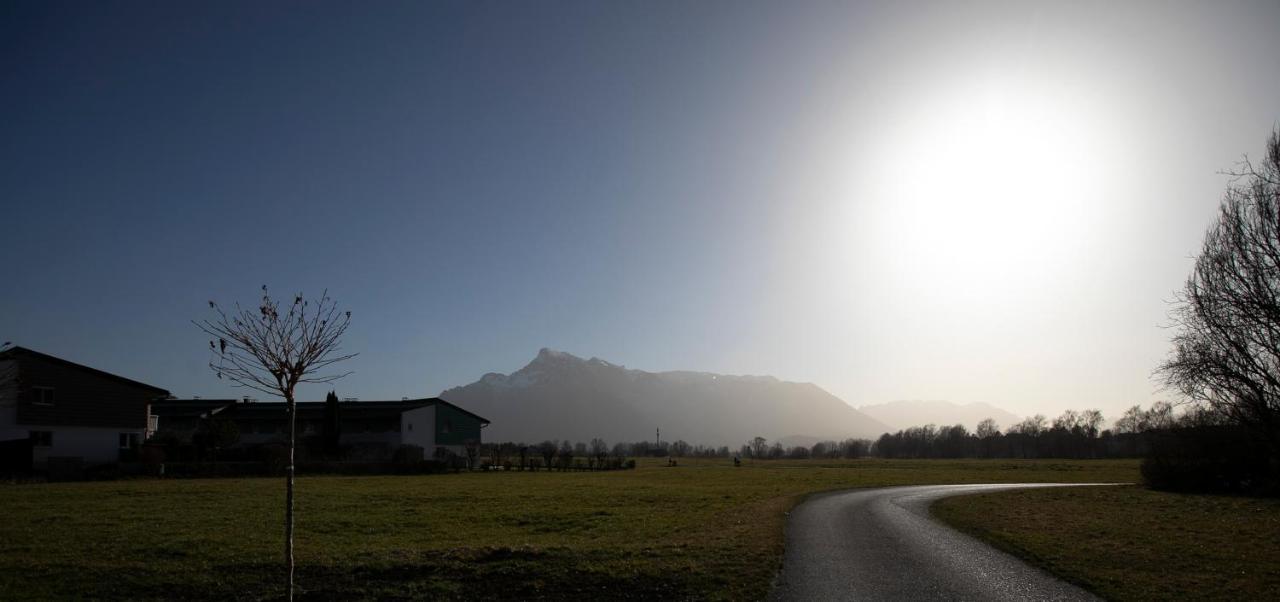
top-left (286, 394), bottom-right (296, 600)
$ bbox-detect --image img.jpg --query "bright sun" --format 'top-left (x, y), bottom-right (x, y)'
top-left (863, 78), bottom-right (1112, 303)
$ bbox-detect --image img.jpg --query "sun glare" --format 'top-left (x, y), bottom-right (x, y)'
top-left (864, 78), bottom-right (1111, 303)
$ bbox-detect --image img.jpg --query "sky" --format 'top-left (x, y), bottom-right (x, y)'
top-left (2, 1), bottom-right (1279, 423)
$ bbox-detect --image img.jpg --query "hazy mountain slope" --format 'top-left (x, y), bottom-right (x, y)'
top-left (440, 348), bottom-right (891, 446)
top-left (857, 400), bottom-right (1023, 433)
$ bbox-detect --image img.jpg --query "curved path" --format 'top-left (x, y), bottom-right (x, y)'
top-left (770, 483), bottom-right (1107, 601)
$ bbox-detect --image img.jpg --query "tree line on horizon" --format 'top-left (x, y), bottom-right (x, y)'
top-left (476, 403), bottom-right (1193, 465)
top-left (872, 404), bottom-right (1180, 460)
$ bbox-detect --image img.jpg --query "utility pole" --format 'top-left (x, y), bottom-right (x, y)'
top-left (656, 427), bottom-right (660, 449)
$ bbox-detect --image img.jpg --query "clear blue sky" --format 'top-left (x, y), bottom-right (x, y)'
top-left (3, 1), bottom-right (1279, 420)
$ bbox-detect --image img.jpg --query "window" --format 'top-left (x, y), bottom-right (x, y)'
top-left (119, 433), bottom-right (140, 449)
top-left (408, 422), bottom-right (413, 431)
top-left (32, 387), bottom-right (54, 405)
top-left (441, 419), bottom-right (452, 434)
top-left (29, 431), bottom-right (52, 447)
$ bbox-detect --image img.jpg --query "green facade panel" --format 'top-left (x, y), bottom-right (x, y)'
top-left (434, 403), bottom-right (483, 445)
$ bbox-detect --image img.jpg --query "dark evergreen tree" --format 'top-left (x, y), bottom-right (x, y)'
top-left (322, 390), bottom-right (341, 457)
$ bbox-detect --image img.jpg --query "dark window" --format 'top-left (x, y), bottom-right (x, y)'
top-left (29, 431), bottom-right (52, 447)
top-left (119, 433), bottom-right (139, 449)
top-left (442, 419), bottom-right (452, 434)
top-left (408, 423), bottom-right (413, 431)
top-left (32, 387), bottom-right (54, 405)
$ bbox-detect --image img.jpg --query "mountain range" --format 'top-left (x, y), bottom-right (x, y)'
top-left (439, 348), bottom-right (892, 446)
top-left (856, 400), bottom-right (1024, 433)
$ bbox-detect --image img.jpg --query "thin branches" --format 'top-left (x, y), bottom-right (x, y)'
top-left (196, 286), bottom-right (356, 399)
top-left (1159, 130), bottom-right (1280, 454)
top-left (195, 286), bottom-right (355, 601)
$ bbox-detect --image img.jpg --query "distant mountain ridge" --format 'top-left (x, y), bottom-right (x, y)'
top-left (440, 348), bottom-right (891, 446)
top-left (857, 400), bottom-right (1023, 433)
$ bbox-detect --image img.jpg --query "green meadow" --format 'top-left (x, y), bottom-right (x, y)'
top-left (932, 485), bottom-right (1280, 601)
top-left (2, 458), bottom-right (1138, 600)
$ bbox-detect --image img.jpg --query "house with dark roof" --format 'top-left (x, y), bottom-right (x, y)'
top-left (150, 397), bottom-right (489, 460)
top-left (0, 346), bottom-right (170, 469)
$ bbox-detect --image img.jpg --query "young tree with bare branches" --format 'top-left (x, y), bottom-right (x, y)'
top-left (197, 286), bottom-right (355, 600)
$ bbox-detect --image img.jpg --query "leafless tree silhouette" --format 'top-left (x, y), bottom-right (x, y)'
top-left (1160, 129), bottom-right (1280, 475)
top-left (590, 437), bottom-right (608, 468)
top-left (196, 287), bottom-right (355, 600)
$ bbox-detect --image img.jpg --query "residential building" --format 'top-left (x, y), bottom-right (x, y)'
top-left (0, 346), bottom-right (170, 469)
top-left (150, 397), bottom-right (489, 459)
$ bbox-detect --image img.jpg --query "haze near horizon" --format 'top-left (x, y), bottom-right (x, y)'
top-left (3, 1), bottom-right (1279, 422)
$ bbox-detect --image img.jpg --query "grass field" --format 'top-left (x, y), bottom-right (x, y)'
top-left (932, 485), bottom-right (1280, 601)
top-left (0, 458), bottom-right (1137, 600)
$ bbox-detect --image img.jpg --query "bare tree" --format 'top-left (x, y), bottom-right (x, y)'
top-left (589, 438), bottom-right (608, 469)
top-left (1010, 414), bottom-right (1047, 436)
top-left (1052, 410), bottom-right (1082, 434)
top-left (839, 438), bottom-right (870, 459)
top-left (558, 440), bottom-right (574, 470)
top-left (463, 441), bottom-right (479, 469)
top-left (485, 442), bottom-right (502, 467)
top-left (197, 287), bottom-right (355, 600)
top-left (976, 418), bottom-right (1001, 439)
top-left (1160, 129), bottom-right (1280, 477)
top-left (1145, 401), bottom-right (1176, 430)
top-left (1079, 409), bottom-right (1104, 439)
top-left (539, 440), bottom-right (558, 470)
top-left (611, 441), bottom-right (629, 461)
top-left (1114, 405), bottom-right (1145, 434)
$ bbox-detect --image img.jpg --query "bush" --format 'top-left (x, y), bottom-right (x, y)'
top-left (393, 445), bottom-right (425, 464)
top-left (1141, 425), bottom-right (1275, 495)
top-left (84, 463), bottom-right (123, 481)
top-left (251, 443), bottom-right (290, 474)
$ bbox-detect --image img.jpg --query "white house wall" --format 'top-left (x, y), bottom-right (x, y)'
top-left (26, 425), bottom-right (139, 466)
top-left (0, 364), bottom-right (140, 467)
top-left (400, 405), bottom-right (435, 450)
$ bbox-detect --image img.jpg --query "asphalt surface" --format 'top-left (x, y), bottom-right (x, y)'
top-left (770, 484), bottom-right (1106, 601)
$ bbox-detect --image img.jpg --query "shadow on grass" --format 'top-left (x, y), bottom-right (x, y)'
top-left (12, 547), bottom-right (703, 601)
